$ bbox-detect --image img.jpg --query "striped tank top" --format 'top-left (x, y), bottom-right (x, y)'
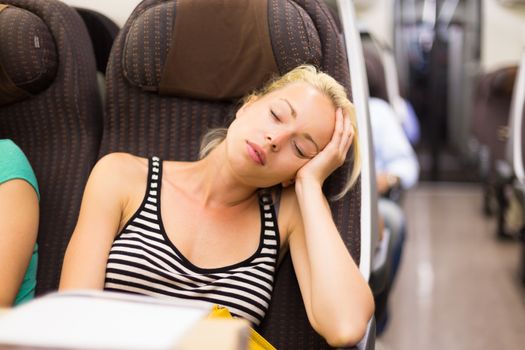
top-left (104, 157), bottom-right (280, 325)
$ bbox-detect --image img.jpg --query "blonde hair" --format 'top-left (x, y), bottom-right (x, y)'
top-left (200, 65), bottom-right (361, 200)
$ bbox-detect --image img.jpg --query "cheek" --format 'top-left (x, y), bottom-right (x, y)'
top-left (227, 120), bottom-right (250, 146)
top-left (276, 155), bottom-right (309, 177)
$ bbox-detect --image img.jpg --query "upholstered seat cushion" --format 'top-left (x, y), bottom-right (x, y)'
top-left (0, 4), bottom-right (58, 105)
top-left (121, 0), bottom-right (322, 100)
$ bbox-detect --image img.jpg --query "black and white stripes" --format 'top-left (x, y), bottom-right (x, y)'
top-left (104, 157), bottom-right (280, 325)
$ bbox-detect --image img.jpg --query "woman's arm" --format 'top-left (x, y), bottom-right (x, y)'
top-left (59, 153), bottom-right (137, 290)
top-left (288, 108), bottom-right (374, 347)
top-left (0, 180), bottom-right (39, 307)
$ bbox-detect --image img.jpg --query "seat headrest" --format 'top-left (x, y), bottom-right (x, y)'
top-left (122, 0), bottom-right (322, 101)
top-left (362, 41), bottom-right (387, 101)
top-left (0, 4), bottom-right (58, 106)
top-left (489, 66), bottom-right (517, 97)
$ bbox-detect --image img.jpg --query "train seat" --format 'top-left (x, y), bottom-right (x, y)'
top-left (0, 0), bottom-right (102, 294)
top-left (99, 0), bottom-right (373, 348)
top-left (470, 66), bottom-right (520, 237)
top-left (504, 50), bottom-right (525, 283)
top-left (75, 7), bottom-right (120, 108)
top-left (471, 66), bottom-right (517, 182)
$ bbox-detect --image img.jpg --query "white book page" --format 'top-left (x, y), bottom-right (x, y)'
top-left (0, 291), bottom-right (211, 350)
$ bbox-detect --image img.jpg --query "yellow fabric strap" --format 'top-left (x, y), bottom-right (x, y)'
top-left (0, 5), bottom-right (8, 12)
top-left (208, 305), bottom-right (276, 350)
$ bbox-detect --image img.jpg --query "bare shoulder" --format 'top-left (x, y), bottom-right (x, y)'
top-left (95, 152), bottom-right (147, 178)
top-left (95, 152), bottom-right (147, 174)
top-left (88, 153), bottom-right (148, 196)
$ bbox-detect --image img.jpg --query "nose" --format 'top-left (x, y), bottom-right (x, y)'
top-left (265, 129), bottom-right (289, 152)
top-left (265, 135), bottom-right (278, 151)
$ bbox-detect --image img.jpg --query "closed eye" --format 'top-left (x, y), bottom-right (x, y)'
top-left (293, 141), bottom-right (307, 158)
top-left (270, 109), bottom-right (281, 122)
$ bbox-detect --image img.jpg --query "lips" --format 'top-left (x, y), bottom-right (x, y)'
top-left (246, 141), bottom-right (266, 166)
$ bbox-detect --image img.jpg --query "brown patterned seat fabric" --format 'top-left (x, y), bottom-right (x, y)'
top-left (75, 7), bottom-right (120, 74)
top-left (0, 5), bottom-right (57, 105)
top-left (101, 0), bottom-right (361, 348)
top-left (471, 66), bottom-right (518, 176)
top-left (0, 0), bottom-right (102, 294)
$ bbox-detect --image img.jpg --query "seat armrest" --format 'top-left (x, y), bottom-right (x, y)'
top-left (369, 229), bottom-right (392, 295)
top-left (335, 316), bottom-right (376, 350)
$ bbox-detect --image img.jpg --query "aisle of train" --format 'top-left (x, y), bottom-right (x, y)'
top-left (378, 183), bottom-right (525, 350)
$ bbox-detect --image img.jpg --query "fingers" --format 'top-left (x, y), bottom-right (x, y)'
top-left (332, 107), bottom-right (344, 145)
top-left (322, 107), bottom-right (354, 168)
top-left (298, 107), bottom-right (354, 183)
top-left (338, 108), bottom-right (354, 159)
top-left (338, 109), bottom-right (349, 153)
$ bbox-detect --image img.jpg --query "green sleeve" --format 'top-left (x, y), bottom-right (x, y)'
top-left (0, 139), bottom-right (39, 305)
top-left (0, 139), bottom-right (40, 199)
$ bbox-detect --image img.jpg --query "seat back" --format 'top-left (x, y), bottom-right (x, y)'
top-left (75, 7), bottom-right (120, 75)
top-left (361, 31), bottom-right (411, 128)
top-left (0, 0), bottom-right (102, 294)
top-left (361, 35), bottom-right (389, 103)
top-left (100, 0), bottom-right (361, 347)
top-left (470, 66), bottom-right (517, 177)
top-left (75, 7), bottom-right (120, 108)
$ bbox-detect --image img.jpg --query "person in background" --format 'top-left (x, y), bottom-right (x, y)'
top-left (369, 96), bottom-right (419, 334)
top-left (0, 139), bottom-right (39, 307)
top-left (399, 98), bottom-right (420, 146)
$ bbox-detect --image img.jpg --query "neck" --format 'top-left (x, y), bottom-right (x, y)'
top-left (186, 143), bottom-right (258, 208)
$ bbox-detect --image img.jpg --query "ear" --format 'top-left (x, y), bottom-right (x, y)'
top-left (281, 178), bottom-right (295, 188)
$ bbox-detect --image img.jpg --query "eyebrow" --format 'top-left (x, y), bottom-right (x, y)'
top-left (280, 98), bottom-right (297, 118)
top-left (280, 98), bottom-right (320, 153)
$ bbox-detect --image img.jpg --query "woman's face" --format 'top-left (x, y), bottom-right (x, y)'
top-left (225, 82), bottom-right (336, 188)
